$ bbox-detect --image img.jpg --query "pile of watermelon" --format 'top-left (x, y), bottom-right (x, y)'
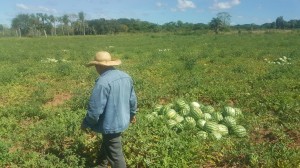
top-left (146, 99), bottom-right (247, 140)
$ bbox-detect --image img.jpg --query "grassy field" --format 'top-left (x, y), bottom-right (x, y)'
top-left (0, 32), bottom-right (299, 167)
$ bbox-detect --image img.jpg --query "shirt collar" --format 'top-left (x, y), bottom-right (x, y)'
top-left (100, 67), bottom-right (115, 76)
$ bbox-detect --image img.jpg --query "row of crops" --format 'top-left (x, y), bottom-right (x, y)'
top-left (146, 99), bottom-right (247, 140)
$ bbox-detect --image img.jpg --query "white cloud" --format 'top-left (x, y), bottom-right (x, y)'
top-left (211, 0), bottom-right (240, 10)
top-left (177, 0), bottom-right (196, 11)
top-left (16, 3), bottom-right (29, 10)
top-left (16, 3), bottom-right (57, 13)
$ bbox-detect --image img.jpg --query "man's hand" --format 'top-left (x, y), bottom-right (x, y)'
top-left (130, 115), bottom-right (136, 124)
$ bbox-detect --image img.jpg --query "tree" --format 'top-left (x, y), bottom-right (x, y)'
top-left (276, 16), bottom-right (285, 29)
top-left (49, 15), bottom-right (57, 36)
top-left (209, 17), bottom-right (222, 34)
top-left (78, 11), bottom-right (86, 35)
top-left (217, 12), bottom-right (231, 27)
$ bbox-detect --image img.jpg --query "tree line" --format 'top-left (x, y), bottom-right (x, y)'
top-left (1, 12), bottom-right (300, 37)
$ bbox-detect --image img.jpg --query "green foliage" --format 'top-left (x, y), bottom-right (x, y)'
top-left (0, 33), bottom-right (299, 167)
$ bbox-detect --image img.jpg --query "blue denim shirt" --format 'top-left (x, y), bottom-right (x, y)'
top-left (82, 67), bottom-right (137, 134)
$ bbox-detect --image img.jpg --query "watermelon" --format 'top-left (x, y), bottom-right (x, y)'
top-left (197, 131), bottom-right (208, 139)
top-left (218, 124), bottom-right (229, 135)
top-left (174, 114), bottom-right (184, 123)
top-left (179, 104), bottom-right (190, 116)
top-left (204, 121), bottom-right (219, 133)
top-left (222, 116), bottom-right (237, 128)
top-left (210, 131), bottom-right (222, 140)
top-left (184, 117), bottom-right (196, 127)
top-left (154, 104), bottom-right (163, 112)
top-left (232, 125), bottom-right (247, 137)
top-left (211, 112), bottom-right (223, 122)
top-left (202, 113), bottom-right (212, 120)
top-left (190, 102), bottom-right (201, 108)
top-left (166, 109), bottom-right (177, 119)
top-left (222, 106), bottom-right (236, 117)
top-left (167, 119), bottom-right (177, 128)
top-left (175, 123), bottom-right (184, 131)
top-left (190, 106), bottom-right (203, 120)
top-left (202, 105), bottom-right (215, 114)
top-left (196, 119), bottom-right (206, 129)
top-left (175, 99), bottom-right (186, 110)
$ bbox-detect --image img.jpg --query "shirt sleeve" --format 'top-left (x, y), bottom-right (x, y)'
top-left (83, 83), bottom-right (108, 127)
top-left (129, 85), bottom-right (138, 116)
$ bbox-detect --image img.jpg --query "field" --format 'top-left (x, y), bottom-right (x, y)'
top-left (0, 32), bottom-right (299, 167)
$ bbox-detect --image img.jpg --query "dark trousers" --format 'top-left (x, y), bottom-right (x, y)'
top-left (98, 133), bottom-right (126, 168)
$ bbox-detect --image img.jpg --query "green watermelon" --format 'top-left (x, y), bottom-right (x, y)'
top-left (202, 113), bottom-right (212, 120)
top-left (190, 102), bottom-right (201, 108)
top-left (190, 106), bottom-right (203, 120)
top-left (184, 117), bottom-right (196, 127)
top-left (211, 112), bottom-right (223, 122)
top-left (154, 104), bottom-right (163, 112)
top-left (196, 119), bottom-right (206, 129)
top-left (222, 116), bottom-right (237, 128)
top-left (222, 106), bottom-right (236, 117)
top-left (174, 114), bottom-right (184, 123)
top-left (166, 109), bottom-right (177, 119)
top-left (179, 104), bottom-right (190, 116)
top-left (167, 119), bottom-right (177, 128)
top-left (232, 125), bottom-right (247, 137)
top-left (175, 99), bottom-right (186, 110)
top-left (175, 123), bottom-right (184, 131)
top-left (202, 105), bottom-right (215, 114)
top-left (218, 124), bottom-right (229, 135)
top-left (204, 121), bottom-right (219, 133)
top-left (209, 131), bottom-right (222, 140)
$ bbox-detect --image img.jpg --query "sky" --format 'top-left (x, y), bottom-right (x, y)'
top-left (0, 0), bottom-right (300, 27)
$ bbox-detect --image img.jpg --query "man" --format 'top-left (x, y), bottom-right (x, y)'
top-left (81, 51), bottom-right (138, 168)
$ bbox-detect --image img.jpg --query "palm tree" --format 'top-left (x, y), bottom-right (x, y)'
top-left (49, 15), bottom-right (57, 36)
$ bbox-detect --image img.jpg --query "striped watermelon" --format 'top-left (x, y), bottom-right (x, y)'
top-left (211, 112), bottom-right (223, 122)
top-left (184, 117), bottom-right (196, 127)
top-left (167, 119), bottom-right (177, 128)
top-left (232, 125), bottom-right (247, 137)
top-left (190, 102), bottom-right (201, 108)
top-left (218, 124), bottom-right (229, 135)
top-left (222, 116), bottom-right (237, 128)
top-left (202, 113), bottom-right (212, 120)
top-left (166, 109), bottom-right (177, 119)
top-left (179, 104), bottom-right (190, 116)
top-left (202, 105), bottom-right (215, 114)
top-left (222, 106), bottom-right (236, 117)
top-left (154, 104), bottom-right (163, 112)
top-left (196, 119), bottom-right (206, 129)
top-left (175, 99), bottom-right (186, 110)
top-left (197, 131), bottom-right (208, 139)
top-left (190, 106), bottom-right (203, 120)
top-left (174, 114), bottom-right (184, 123)
top-left (210, 131), bottom-right (222, 140)
top-left (204, 121), bottom-right (219, 133)
top-left (175, 123), bottom-right (184, 131)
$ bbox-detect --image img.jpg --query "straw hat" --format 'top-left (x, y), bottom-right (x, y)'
top-left (86, 51), bottom-right (121, 67)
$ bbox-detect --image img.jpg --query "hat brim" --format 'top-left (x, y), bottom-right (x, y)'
top-left (86, 59), bottom-right (122, 67)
